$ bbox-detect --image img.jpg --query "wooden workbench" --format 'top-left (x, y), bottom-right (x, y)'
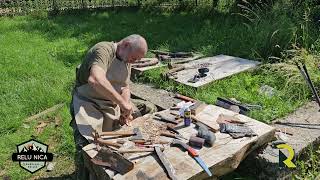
top-left (101, 104), bottom-right (275, 179)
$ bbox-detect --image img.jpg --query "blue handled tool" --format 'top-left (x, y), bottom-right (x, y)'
top-left (171, 139), bottom-right (213, 177)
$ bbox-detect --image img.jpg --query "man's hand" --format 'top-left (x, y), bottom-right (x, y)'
top-left (119, 102), bottom-right (133, 117)
top-left (120, 114), bottom-right (133, 126)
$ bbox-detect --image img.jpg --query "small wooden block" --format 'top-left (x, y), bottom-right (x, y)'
top-left (216, 114), bottom-right (248, 124)
top-left (190, 101), bottom-right (207, 115)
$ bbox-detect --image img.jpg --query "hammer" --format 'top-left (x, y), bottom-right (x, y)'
top-left (92, 131), bottom-right (122, 148)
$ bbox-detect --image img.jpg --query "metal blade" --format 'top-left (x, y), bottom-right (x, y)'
top-left (194, 156), bottom-right (212, 177)
top-left (154, 146), bottom-right (178, 180)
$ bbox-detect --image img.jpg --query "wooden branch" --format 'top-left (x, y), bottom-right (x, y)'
top-left (25, 103), bottom-right (65, 122)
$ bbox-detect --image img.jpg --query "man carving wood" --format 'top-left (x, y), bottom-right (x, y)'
top-left (69, 34), bottom-right (156, 179)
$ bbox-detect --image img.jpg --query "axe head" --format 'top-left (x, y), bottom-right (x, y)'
top-left (129, 128), bottom-right (144, 141)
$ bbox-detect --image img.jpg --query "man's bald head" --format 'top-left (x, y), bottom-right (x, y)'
top-left (117, 34), bottom-right (148, 63)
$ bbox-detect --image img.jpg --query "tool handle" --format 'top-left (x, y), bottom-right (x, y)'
top-left (161, 132), bottom-right (177, 139)
top-left (187, 147), bottom-right (199, 157)
top-left (154, 114), bottom-right (179, 124)
top-left (167, 125), bottom-right (180, 134)
top-left (99, 132), bottom-right (135, 136)
top-left (97, 138), bottom-right (121, 148)
top-left (118, 148), bottom-right (154, 153)
top-left (172, 139), bottom-right (199, 157)
top-left (302, 64), bottom-right (320, 107)
top-left (174, 93), bottom-right (196, 102)
top-left (118, 147), bottom-right (164, 153)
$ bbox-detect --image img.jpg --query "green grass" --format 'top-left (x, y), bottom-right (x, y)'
top-left (0, 5), bottom-right (319, 179)
top-left (294, 145), bottom-right (320, 179)
top-left (137, 64), bottom-right (314, 122)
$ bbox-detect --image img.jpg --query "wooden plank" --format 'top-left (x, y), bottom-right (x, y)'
top-left (111, 105), bottom-right (275, 179)
top-left (169, 55), bottom-right (262, 88)
top-left (191, 114), bottom-right (219, 132)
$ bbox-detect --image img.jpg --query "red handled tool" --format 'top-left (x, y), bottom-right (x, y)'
top-left (171, 139), bottom-right (212, 177)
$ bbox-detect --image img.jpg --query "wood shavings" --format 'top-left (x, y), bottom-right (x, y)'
top-left (120, 114), bottom-right (167, 143)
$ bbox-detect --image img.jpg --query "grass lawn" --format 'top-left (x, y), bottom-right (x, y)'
top-left (0, 6), bottom-right (319, 179)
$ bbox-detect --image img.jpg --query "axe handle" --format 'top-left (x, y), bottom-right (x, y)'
top-left (134, 139), bottom-right (171, 145)
top-left (118, 148), bottom-right (162, 154)
top-left (161, 132), bottom-right (178, 139)
top-left (97, 138), bottom-right (122, 148)
top-left (99, 132), bottom-right (135, 136)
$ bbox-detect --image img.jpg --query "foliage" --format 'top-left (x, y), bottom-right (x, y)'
top-left (294, 145), bottom-right (320, 179)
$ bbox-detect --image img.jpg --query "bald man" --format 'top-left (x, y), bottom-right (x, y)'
top-left (76, 34), bottom-right (147, 123)
top-left (70, 34), bottom-right (155, 179)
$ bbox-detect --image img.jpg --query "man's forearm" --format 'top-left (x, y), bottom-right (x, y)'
top-left (88, 70), bottom-right (126, 106)
top-left (121, 86), bottom-right (131, 103)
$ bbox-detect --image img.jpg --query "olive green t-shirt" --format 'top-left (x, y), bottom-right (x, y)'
top-left (76, 41), bottom-right (116, 87)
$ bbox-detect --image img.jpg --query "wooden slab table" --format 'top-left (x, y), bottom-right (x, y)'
top-left (107, 105), bottom-right (275, 179)
top-left (169, 55), bottom-right (262, 88)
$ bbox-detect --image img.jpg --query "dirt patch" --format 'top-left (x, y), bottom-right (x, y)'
top-left (130, 82), bottom-right (180, 110)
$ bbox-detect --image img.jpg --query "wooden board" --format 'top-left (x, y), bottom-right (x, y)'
top-left (169, 55), bottom-right (262, 88)
top-left (108, 105), bottom-right (275, 179)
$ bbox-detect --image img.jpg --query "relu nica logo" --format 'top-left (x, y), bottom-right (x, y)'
top-left (12, 139), bottom-right (54, 173)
